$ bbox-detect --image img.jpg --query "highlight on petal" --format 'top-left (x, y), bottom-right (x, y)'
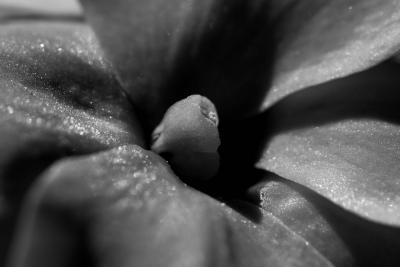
top-left (0, 21), bottom-right (144, 264)
top-left (8, 145), bottom-right (332, 267)
top-left (0, 0), bottom-right (81, 15)
top-left (0, 21), bottom-right (144, 148)
top-left (257, 62), bottom-right (400, 226)
top-left (264, 0), bottom-right (400, 110)
top-left (79, 0), bottom-right (274, 126)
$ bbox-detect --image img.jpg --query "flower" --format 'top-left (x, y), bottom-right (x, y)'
top-left (1, 1), bottom-right (400, 266)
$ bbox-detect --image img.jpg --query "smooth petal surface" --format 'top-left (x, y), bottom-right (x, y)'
top-left (0, 0), bottom-right (81, 14)
top-left (9, 145), bottom-right (332, 267)
top-left (247, 175), bottom-right (353, 267)
top-left (0, 0), bottom-right (82, 22)
top-left (257, 62), bottom-right (400, 225)
top-left (80, 0), bottom-right (400, 123)
top-left (265, 0), bottom-right (400, 110)
top-left (0, 21), bottom-right (144, 263)
top-left (248, 174), bottom-right (400, 267)
top-left (79, 0), bottom-right (274, 126)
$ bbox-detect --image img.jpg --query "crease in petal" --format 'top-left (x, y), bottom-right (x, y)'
top-left (0, 21), bottom-right (144, 264)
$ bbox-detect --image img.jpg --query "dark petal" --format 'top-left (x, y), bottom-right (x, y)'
top-left (257, 61), bottom-right (400, 225)
top-left (79, 0), bottom-right (400, 125)
top-left (79, 0), bottom-right (274, 126)
top-left (0, 21), bottom-right (144, 264)
top-left (8, 145), bottom-right (332, 267)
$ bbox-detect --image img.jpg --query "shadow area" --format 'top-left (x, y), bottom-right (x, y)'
top-left (214, 60), bottom-right (400, 194)
top-left (155, 0), bottom-right (276, 128)
top-left (265, 60), bottom-right (400, 133)
top-left (192, 60), bottom-right (400, 223)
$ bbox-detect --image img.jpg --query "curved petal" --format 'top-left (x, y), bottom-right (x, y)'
top-left (248, 174), bottom-right (400, 266)
top-left (79, 0), bottom-right (274, 126)
top-left (0, 21), bottom-right (144, 264)
top-left (79, 0), bottom-right (400, 123)
top-left (247, 175), bottom-right (353, 267)
top-left (8, 145), bottom-right (332, 267)
top-left (0, 0), bottom-right (81, 15)
top-left (0, 21), bottom-right (144, 170)
top-left (257, 62), bottom-right (400, 226)
top-left (264, 0), bottom-right (400, 110)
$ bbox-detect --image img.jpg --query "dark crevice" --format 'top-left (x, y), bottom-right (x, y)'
top-left (177, 59), bottom-right (400, 231)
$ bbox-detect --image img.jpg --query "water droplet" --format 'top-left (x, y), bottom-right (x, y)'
top-left (36, 118), bottom-right (44, 125)
top-left (6, 106), bottom-right (14, 114)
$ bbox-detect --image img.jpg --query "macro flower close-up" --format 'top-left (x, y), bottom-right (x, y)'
top-left (1, 0), bottom-right (400, 266)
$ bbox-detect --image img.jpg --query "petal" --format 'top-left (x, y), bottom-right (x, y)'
top-left (0, 21), bottom-right (144, 263)
top-left (248, 173), bottom-right (400, 266)
top-left (80, 0), bottom-right (400, 124)
top-left (257, 62), bottom-right (400, 225)
top-left (0, 0), bottom-right (81, 15)
top-left (9, 145), bottom-right (332, 267)
top-left (0, 21), bottom-right (144, 147)
top-left (264, 0), bottom-right (400, 110)
top-left (247, 175), bottom-right (353, 267)
top-left (79, 0), bottom-right (274, 125)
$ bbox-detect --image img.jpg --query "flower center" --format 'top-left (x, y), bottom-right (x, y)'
top-left (150, 95), bottom-right (221, 181)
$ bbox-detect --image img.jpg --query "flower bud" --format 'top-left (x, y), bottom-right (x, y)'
top-left (151, 95), bottom-right (220, 180)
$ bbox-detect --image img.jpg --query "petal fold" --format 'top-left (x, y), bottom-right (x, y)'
top-left (9, 145), bottom-right (332, 267)
top-left (257, 62), bottom-right (400, 226)
top-left (0, 21), bottom-right (144, 264)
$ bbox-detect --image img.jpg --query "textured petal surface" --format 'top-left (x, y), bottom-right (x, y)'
top-left (0, 21), bottom-right (144, 263)
top-left (0, 22), bottom-right (144, 150)
top-left (264, 0), bottom-right (400, 110)
top-left (257, 62), bottom-right (400, 225)
top-left (9, 145), bottom-right (332, 267)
